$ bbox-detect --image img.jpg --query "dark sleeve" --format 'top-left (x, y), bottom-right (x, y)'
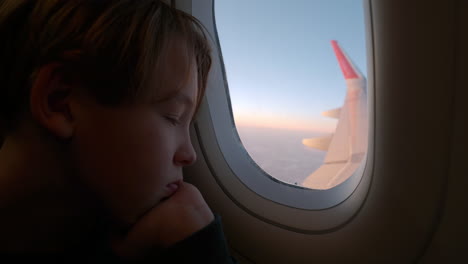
top-left (0, 217), bottom-right (237, 264)
top-left (155, 214), bottom-right (237, 264)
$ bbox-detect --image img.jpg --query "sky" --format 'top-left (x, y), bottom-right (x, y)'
top-left (215, 0), bottom-right (367, 133)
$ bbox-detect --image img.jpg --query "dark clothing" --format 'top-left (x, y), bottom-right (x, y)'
top-left (1, 215), bottom-right (237, 263)
top-left (156, 214), bottom-right (237, 263)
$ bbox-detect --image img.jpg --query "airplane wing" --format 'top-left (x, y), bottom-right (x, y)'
top-left (302, 40), bottom-right (368, 190)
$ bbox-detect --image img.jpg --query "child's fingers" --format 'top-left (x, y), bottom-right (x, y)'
top-left (110, 182), bottom-right (214, 259)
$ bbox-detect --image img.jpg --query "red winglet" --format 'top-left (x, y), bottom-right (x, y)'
top-left (331, 40), bottom-right (359, 80)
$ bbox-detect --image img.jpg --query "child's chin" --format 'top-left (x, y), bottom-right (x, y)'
top-left (114, 203), bottom-right (155, 230)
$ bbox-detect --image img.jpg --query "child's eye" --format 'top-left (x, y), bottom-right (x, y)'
top-left (165, 115), bottom-right (181, 126)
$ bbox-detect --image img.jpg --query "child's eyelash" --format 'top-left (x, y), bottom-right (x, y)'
top-left (165, 115), bottom-right (181, 125)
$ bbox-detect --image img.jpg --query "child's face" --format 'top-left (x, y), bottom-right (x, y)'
top-left (70, 44), bottom-right (199, 227)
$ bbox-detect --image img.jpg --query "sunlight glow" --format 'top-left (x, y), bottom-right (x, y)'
top-left (234, 113), bottom-right (336, 133)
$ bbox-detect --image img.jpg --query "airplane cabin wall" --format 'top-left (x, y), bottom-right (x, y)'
top-left (177, 0), bottom-right (467, 262)
top-left (420, 0), bottom-right (468, 262)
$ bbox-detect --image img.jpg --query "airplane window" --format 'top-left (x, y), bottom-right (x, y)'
top-left (215, 0), bottom-right (368, 190)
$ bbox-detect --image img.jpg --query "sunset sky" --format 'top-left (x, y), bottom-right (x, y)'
top-left (215, 0), bottom-right (367, 133)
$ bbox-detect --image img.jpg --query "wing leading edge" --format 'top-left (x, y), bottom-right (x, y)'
top-left (302, 40), bottom-right (368, 190)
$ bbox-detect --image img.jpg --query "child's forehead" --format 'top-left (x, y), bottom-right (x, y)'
top-left (148, 38), bottom-right (197, 102)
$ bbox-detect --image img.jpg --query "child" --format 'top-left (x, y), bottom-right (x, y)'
top-left (0, 0), bottom-right (236, 262)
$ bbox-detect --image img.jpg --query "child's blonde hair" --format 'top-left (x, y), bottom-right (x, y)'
top-left (0, 0), bottom-right (211, 135)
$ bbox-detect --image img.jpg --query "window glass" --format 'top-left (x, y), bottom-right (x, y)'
top-left (215, 0), bottom-right (367, 189)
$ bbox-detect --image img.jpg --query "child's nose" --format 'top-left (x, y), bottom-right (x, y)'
top-left (174, 140), bottom-right (197, 167)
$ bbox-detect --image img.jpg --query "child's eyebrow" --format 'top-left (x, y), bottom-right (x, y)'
top-left (161, 93), bottom-right (194, 110)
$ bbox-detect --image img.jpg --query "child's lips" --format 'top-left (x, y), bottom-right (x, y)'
top-left (166, 182), bottom-right (179, 192)
top-left (162, 180), bottom-right (181, 201)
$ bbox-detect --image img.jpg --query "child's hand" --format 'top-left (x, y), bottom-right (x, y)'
top-left (111, 182), bottom-right (214, 259)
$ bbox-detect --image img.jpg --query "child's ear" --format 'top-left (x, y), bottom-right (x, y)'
top-left (30, 63), bottom-right (75, 139)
